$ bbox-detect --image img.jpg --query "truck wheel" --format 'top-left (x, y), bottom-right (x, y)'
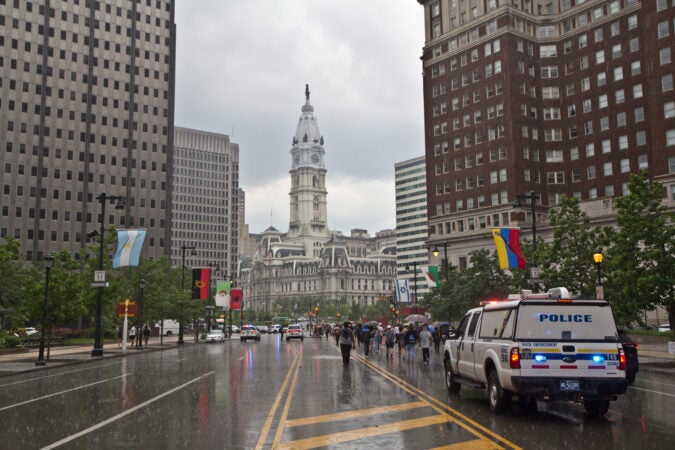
top-left (487, 370), bottom-right (511, 414)
top-left (584, 400), bottom-right (610, 417)
top-left (166, 331), bottom-right (172, 336)
top-left (626, 372), bottom-right (636, 385)
top-left (444, 359), bottom-right (461, 394)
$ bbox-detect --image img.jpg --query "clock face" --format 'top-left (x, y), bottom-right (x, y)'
top-left (311, 154), bottom-right (320, 163)
top-left (294, 155), bottom-right (300, 164)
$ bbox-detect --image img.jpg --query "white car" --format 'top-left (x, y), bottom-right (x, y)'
top-left (204, 329), bottom-right (225, 343)
top-left (24, 327), bottom-right (39, 336)
top-left (285, 324), bottom-right (304, 341)
top-left (658, 323), bottom-right (671, 332)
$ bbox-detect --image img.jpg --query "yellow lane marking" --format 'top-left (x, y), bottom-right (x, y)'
top-left (285, 401), bottom-right (429, 427)
top-left (432, 439), bottom-right (506, 450)
top-left (272, 345), bottom-right (304, 449)
top-left (255, 345), bottom-right (301, 450)
top-left (276, 414), bottom-right (452, 450)
top-left (351, 353), bottom-right (522, 450)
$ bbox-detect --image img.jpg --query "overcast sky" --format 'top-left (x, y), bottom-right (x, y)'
top-left (174, 1), bottom-right (425, 235)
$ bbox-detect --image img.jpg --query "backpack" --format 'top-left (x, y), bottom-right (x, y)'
top-left (341, 327), bottom-right (352, 339)
top-left (407, 330), bottom-right (416, 343)
top-left (386, 331), bottom-right (395, 345)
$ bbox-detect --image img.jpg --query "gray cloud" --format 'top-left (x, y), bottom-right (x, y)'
top-left (175, 0), bottom-right (425, 234)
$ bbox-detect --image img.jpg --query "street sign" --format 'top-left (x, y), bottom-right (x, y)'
top-left (90, 282), bottom-right (109, 288)
top-left (116, 301), bottom-right (138, 317)
top-left (531, 267), bottom-right (542, 278)
top-left (94, 271), bottom-right (106, 282)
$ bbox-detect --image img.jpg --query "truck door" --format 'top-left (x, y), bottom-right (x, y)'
top-left (457, 311), bottom-right (482, 379)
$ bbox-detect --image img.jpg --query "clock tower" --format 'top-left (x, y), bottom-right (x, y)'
top-left (288, 85), bottom-right (329, 240)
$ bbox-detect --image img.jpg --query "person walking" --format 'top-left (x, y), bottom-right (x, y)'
top-left (419, 324), bottom-right (432, 363)
top-left (373, 325), bottom-right (383, 354)
top-left (143, 325), bottom-right (151, 346)
top-left (334, 325), bottom-right (341, 346)
top-left (129, 325), bottom-right (137, 346)
top-left (397, 324), bottom-right (406, 358)
top-left (384, 325), bottom-right (396, 359)
top-left (117, 326), bottom-right (123, 348)
top-left (432, 326), bottom-right (442, 354)
top-left (361, 323), bottom-right (372, 356)
top-left (339, 322), bottom-right (355, 365)
top-left (405, 324), bottom-right (417, 361)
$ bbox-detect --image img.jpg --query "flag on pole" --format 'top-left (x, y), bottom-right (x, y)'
top-left (230, 288), bottom-right (243, 310)
top-left (192, 268), bottom-right (211, 300)
top-left (424, 266), bottom-right (441, 288)
top-left (395, 279), bottom-right (411, 303)
top-left (215, 280), bottom-right (231, 307)
top-left (492, 228), bottom-right (527, 270)
top-left (112, 230), bottom-right (147, 268)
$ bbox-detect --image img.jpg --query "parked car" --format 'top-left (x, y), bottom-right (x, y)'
top-left (240, 325), bottom-right (261, 342)
top-left (270, 324), bottom-right (283, 334)
top-left (204, 329), bottom-right (225, 343)
top-left (24, 327), bottom-right (39, 336)
top-left (226, 325), bottom-right (240, 334)
top-left (285, 324), bottom-right (304, 341)
top-left (658, 323), bottom-right (671, 333)
top-left (618, 329), bottom-right (639, 384)
top-left (256, 325), bottom-right (269, 334)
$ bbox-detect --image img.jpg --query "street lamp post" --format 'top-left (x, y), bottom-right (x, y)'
top-left (405, 262), bottom-right (418, 314)
top-left (36, 255), bottom-right (54, 366)
top-left (513, 191), bottom-right (540, 291)
top-left (593, 249), bottom-right (604, 299)
top-left (92, 193), bottom-right (126, 357)
top-left (136, 279), bottom-right (145, 350)
top-left (432, 242), bottom-right (449, 281)
top-left (178, 245), bottom-right (196, 345)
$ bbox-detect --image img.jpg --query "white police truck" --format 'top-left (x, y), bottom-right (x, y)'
top-left (443, 288), bottom-right (628, 416)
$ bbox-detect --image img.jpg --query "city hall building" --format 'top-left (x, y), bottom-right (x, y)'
top-left (240, 87), bottom-right (397, 315)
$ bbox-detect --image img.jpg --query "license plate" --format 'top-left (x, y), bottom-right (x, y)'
top-left (560, 380), bottom-right (580, 392)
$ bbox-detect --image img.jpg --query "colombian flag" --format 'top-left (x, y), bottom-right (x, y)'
top-left (492, 228), bottom-right (526, 270)
top-left (192, 268), bottom-right (211, 300)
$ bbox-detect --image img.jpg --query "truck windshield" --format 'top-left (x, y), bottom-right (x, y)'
top-left (515, 303), bottom-right (618, 341)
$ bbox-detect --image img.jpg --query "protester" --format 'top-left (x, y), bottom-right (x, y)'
top-left (143, 325), bottom-right (151, 346)
top-left (338, 322), bottom-right (355, 365)
top-left (373, 325), bottom-right (383, 354)
top-left (419, 324), bottom-right (432, 363)
top-left (361, 323), bottom-right (372, 356)
top-left (432, 326), bottom-right (442, 354)
top-left (404, 324), bottom-right (417, 361)
top-left (384, 325), bottom-right (396, 359)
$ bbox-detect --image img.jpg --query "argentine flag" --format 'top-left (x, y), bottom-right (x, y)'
top-left (112, 230), bottom-right (147, 268)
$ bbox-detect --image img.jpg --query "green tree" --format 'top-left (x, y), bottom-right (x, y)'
top-left (539, 195), bottom-right (602, 297)
top-left (0, 237), bottom-right (36, 328)
top-left (607, 171), bottom-right (675, 328)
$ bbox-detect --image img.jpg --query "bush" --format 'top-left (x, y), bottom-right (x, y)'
top-left (0, 331), bottom-right (21, 348)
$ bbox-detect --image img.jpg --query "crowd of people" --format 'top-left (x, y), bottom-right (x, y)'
top-left (330, 320), bottom-right (443, 366)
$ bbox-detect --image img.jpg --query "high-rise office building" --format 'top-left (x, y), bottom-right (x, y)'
top-left (0, 1), bottom-right (176, 261)
top-left (416, 0), bottom-right (675, 266)
top-left (395, 156), bottom-right (431, 301)
top-left (171, 127), bottom-right (239, 283)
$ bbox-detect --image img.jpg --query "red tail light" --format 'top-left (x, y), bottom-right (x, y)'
top-left (510, 347), bottom-right (521, 369)
top-left (618, 348), bottom-right (626, 371)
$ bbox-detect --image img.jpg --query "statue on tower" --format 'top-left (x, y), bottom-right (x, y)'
top-left (305, 84), bottom-right (310, 101)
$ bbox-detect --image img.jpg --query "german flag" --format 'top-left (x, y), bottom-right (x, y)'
top-left (192, 268), bottom-right (211, 300)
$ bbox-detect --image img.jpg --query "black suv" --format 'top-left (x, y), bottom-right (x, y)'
top-left (618, 330), bottom-right (639, 384)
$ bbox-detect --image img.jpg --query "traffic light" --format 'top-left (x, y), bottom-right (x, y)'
top-left (314, 306), bottom-right (319, 314)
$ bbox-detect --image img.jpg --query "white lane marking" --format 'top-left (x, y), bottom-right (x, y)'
top-left (0, 374), bottom-right (128, 411)
top-left (0, 362), bottom-right (122, 388)
top-left (631, 386), bottom-right (675, 398)
top-left (40, 371), bottom-right (214, 450)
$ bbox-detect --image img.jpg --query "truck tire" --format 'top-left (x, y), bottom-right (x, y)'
top-left (166, 331), bottom-right (172, 336)
top-left (487, 370), bottom-right (511, 414)
top-left (584, 400), bottom-right (610, 417)
top-left (444, 359), bottom-right (461, 394)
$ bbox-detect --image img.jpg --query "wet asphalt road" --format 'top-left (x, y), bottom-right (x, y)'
top-left (1, 334), bottom-right (674, 449)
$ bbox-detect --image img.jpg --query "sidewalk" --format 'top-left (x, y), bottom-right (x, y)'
top-left (0, 334), bottom-right (236, 377)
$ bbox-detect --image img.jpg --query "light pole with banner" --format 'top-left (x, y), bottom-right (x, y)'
top-left (36, 255), bottom-right (54, 366)
top-left (91, 193), bottom-right (126, 357)
top-left (178, 244), bottom-right (196, 345)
